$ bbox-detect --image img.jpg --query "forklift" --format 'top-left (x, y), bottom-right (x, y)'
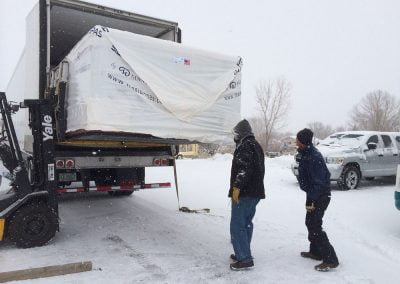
top-left (0, 89), bottom-right (180, 249)
top-left (0, 92), bottom-right (59, 248)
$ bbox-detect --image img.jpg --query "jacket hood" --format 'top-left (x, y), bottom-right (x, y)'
top-left (233, 119), bottom-right (254, 143)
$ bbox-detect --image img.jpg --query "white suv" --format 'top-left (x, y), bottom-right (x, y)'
top-left (291, 131), bottom-right (400, 190)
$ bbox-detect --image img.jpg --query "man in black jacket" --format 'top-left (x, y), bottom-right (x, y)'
top-left (229, 119), bottom-right (265, 271)
top-left (296, 128), bottom-right (339, 271)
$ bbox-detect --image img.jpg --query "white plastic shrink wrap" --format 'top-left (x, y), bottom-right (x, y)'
top-left (64, 26), bottom-right (242, 144)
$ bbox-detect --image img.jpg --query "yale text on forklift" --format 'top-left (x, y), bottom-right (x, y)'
top-left (42, 115), bottom-right (53, 141)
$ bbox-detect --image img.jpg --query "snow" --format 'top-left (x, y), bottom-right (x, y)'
top-left (1, 156), bottom-right (400, 283)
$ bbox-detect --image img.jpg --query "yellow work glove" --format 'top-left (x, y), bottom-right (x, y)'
top-left (232, 187), bottom-right (240, 204)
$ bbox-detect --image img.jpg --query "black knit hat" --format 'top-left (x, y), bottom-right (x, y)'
top-left (297, 128), bottom-right (313, 145)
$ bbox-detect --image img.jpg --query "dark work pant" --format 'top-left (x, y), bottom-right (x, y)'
top-left (305, 195), bottom-right (339, 264)
top-left (230, 197), bottom-right (260, 262)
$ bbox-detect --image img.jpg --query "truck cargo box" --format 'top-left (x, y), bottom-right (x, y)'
top-left (58, 26), bottom-right (242, 144)
top-left (7, 0), bottom-right (183, 151)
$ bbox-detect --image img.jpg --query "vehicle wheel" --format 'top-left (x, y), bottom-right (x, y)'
top-left (337, 165), bottom-right (361, 190)
top-left (365, 177), bottom-right (374, 181)
top-left (106, 168), bottom-right (144, 197)
top-left (7, 202), bottom-right (58, 248)
top-left (176, 154), bottom-right (183, 159)
top-left (94, 170), bottom-right (116, 187)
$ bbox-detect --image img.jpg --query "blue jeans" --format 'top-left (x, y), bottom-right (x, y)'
top-left (230, 197), bottom-right (260, 262)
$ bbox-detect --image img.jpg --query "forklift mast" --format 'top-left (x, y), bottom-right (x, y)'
top-left (22, 97), bottom-right (59, 211)
top-left (0, 92), bottom-right (58, 213)
top-left (0, 92), bottom-right (60, 247)
top-left (0, 92), bottom-right (31, 197)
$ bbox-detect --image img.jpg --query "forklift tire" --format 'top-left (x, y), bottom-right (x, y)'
top-left (7, 202), bottom-right (58, 248)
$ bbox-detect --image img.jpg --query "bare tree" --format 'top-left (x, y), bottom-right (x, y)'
top-left (349, 90), bottom-right (400, 131)
top-left (255, 77), bottom-right (291, 150)
top-left (248, 117), bottom-right (267, 150)
top-left (307, 121), bottom-right (334, 140)
top-left (199, 143), bottom-right (220, 156)
top-left (334, 126), bottom-right (346, 133)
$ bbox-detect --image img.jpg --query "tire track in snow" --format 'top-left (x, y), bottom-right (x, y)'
top-left (111, 199), bottom-right (238, 282)
top-left (332, 216), bottom-right (400, 263)
top-left (103, 234), bottom-right (168, 282)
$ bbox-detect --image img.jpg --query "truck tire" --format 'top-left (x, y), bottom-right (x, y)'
top-left (94, 169), bottom-right (117, 186)
top-left (7, 202), bottom-right (58, 248)
top-left (107, 168), bottom-right (145, 196)
top-left (337, 165), bottom-right (361, 190)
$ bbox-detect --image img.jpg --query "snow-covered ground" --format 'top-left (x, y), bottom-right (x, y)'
top-left (1, 155), bottom-right (400, 283)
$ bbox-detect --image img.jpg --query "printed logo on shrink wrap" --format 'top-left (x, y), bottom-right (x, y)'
top-left (64, 26), bottom-right (242, 144)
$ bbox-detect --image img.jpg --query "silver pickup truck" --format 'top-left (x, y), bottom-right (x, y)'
top-left (291, 131), bottom-right (400, 190)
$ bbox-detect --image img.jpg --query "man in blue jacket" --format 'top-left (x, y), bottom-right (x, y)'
top-left (229, 119), bottom-right (265, 271)
top-left (296, 128), bottom-right (339, 271)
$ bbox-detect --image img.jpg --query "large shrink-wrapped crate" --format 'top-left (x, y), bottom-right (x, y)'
top-left (63, 26), bottom-right (242, 144)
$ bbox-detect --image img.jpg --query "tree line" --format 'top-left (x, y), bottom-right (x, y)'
top-left (251, 77), bottom-right (400, 151)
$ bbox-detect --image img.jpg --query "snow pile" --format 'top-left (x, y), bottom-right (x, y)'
top-left (210, 153), bottom-right (233, 161)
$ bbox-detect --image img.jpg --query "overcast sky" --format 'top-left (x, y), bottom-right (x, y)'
top-left (1, 0), bottom-right (399, 133)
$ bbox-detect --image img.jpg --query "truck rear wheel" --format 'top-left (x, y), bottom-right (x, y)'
top-left (103, 168), bottom-right (145, 196)
top-left (7, 202), bottom-right (58, 248)
top-left (337, 165), bottom-right (361, 190)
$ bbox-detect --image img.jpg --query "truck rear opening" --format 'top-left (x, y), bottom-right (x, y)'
top-left (11, 0), bottom-right (180, 151)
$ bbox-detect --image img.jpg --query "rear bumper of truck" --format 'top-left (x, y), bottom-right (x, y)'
top-left (57, 182), bottom-right (171, 194)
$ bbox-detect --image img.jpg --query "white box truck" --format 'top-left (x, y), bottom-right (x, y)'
top-left (0, 0), bottom-right (241, 248)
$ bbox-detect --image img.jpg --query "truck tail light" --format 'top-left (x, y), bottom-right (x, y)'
top-left (65, 159), bottom-right (75, 169)
top-left (153, 158), bottom-right (161, 166)
top-left (56, 159), bottom-right (65, 168)
top-left (161, 159), bottom-right (169, 166)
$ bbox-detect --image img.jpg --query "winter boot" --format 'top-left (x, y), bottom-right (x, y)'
top-left (314, 262), bottom-right (339, 272)
top-left (230, 260), bottom-right (254, 271)
top-left (300, 251), bottom-right (322, 261)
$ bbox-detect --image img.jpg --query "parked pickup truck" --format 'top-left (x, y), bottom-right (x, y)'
top-left (291, 131), bottom-right (400, 190)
